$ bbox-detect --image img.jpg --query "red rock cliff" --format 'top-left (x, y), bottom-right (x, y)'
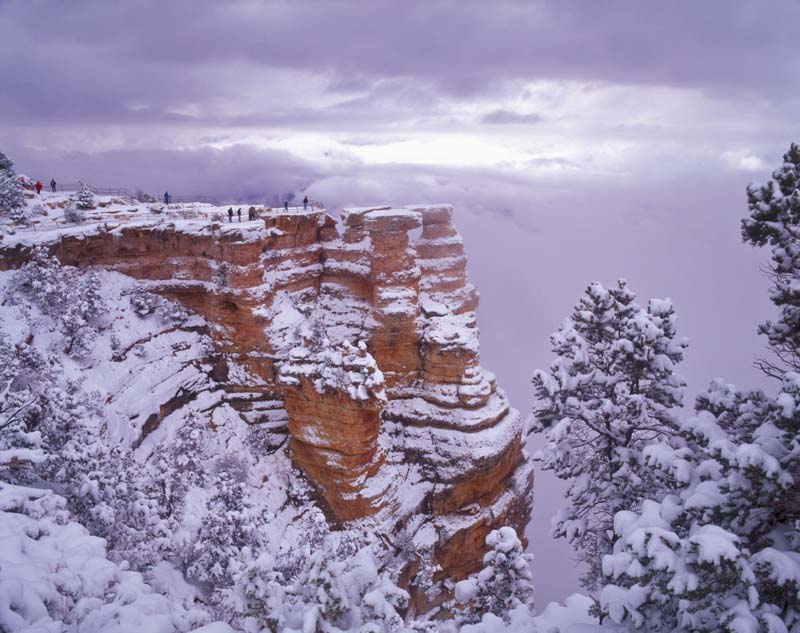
top-left (0, 204), bottom-right (533, 613)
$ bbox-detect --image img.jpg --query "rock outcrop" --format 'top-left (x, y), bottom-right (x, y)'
top-left (0, 204), bottom-right (533, 613)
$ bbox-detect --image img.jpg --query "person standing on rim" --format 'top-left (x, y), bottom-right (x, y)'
top-left (50, 178), bottom-right (56, 193)
top-left (164, 191), bottom-right (170, 205)
top-left (303, 195), bottom-right (308, 210)
top-left (227, 207), bottom-right (233, 222)
top-left (284, 200), bottom-right (289, 212)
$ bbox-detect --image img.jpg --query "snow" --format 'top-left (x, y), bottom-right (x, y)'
top-left (423, 312), bottom-right (480, 354)
top-left (365, 208), bottom-right (422, 221)
top-left (459, 595), bottom-right (605, 633)
top-left (0, 481), bottom-right (214, 632)
top-left (279, 339), bottom-right (387, 402)
top-left (0, 190), bottom-right (324, 249)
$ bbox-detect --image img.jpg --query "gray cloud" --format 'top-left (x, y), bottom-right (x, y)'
top-left (3, 0), bottom-right (800, 128)
top-left (481, 109), bottom-right (543, 125)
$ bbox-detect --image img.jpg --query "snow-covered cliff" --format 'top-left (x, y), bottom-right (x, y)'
top-left (0, 194), bottom-right (533, 617)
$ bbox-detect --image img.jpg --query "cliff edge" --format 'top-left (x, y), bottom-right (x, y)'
top-left (0, 201), bottom-right (533, 613)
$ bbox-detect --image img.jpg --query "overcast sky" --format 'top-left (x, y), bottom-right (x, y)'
top-left (3, 0), bottom-right (800, 607)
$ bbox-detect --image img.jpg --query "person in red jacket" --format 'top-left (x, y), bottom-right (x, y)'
top-left (34, 181), bottom-right (42, 195)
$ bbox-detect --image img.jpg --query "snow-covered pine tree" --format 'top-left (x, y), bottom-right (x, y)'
top-left (188, 454), bottom-right (259, 587)
top-left (530, 280), bottom-right (687, 594)
top-left (13, 247), bottom-right (105, 357)
top-left (0, 334), bottom-right (47, 481)
top-left (599, 146), bottom-right (800, 632)
top-left (232, 514), bottom-right (410, 633)
top-left (0, 150), bottom-right (13, 172)
top-left (74, 180), bottom-right (95, 210)
top-left (742, 142), bottom-right (800, 377)
top-left (601, 377), bottom-right (800, 632)
top-left (147, 410), bottom-right (208, 515)
top-left (0, 150), bottom-right (25, 219)
top-left (455, 526), bottom-right (534, 624)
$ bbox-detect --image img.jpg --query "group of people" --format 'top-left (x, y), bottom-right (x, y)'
top-left (28, 178), bottom-right (57, 194)
top-left (226, 206), bottom-right (259, 222)
top-left (282, 196), bottom-right (310, 212)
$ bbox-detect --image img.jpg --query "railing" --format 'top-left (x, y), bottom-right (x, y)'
top-left (33, 180), bottom-right (322, 211)
top-left (266, 200), bottom-right (325, 214)
top-left (6, 208), bottom-right (211, 233)
top-left (169, 194), bottom-right (220, 205)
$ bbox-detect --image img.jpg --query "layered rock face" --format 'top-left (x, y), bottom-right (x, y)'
top-left (0, 204), bottom-right (533, 613)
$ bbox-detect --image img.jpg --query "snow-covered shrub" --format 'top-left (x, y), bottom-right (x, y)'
top-left (74, 180), bottom-right (95, 209)
top-left (230, 511), bottom-right (410, 633)
top-left (0, 476), bottom-right (214, 632)
top-left (10, 202), bottom-right (44, 226)
top-left (247, 422), bottom-right (288, 454)
top-left (67, 442), bottom-right (177, 569)
top-left (0, 324), bottom-right (216, 629)
top-left (213, 261), bottom-right (230, 287)
top-left (135, 188), bottom-right (157, 203)
top-left (129, 285), bottom-right (162, 316)
top-left (413, 546), bottom-right (444, 605)
top-left (128, 284), bottom-right (190, 324)
top-left (455, 527), bottom-right (534, 624)
top-left (17, 369), bottom-right (172, 570)
top-left (0, 150), bottom-right (24, 216)
top-left (278, 338), bottom-right (387, 403)
top-left (13, 247), bottom-right (105, 356)
top-left (9, 203), bottom-right (29, 225)
top-left (148, 410), bottom-right (209, 515)
top-left (0, 334), bottom-right (47, 481)
top-left (64, 201), bottom-right (85, 223)
top-left (0, 338), bottom-right (90, 486)
top-left (188, 454), bottom-right (260, 587)
top-left (530, 280), bottom-right (687, 593)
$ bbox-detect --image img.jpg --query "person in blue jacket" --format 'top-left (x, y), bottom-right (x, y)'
top-left (164, 191), bottom-right (170, 205)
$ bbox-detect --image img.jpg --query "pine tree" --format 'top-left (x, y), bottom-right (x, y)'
top-left (74, 180), bottom-right (95, 210)
top-left (599, 145), bottom-right (800, 632)
top-left (0, 150), bottom-right (24, 217)
top-left (0, 150), bottom-right (13, 172)
top-left (188, 454), bottom-right (258, 587)
top-left (148, 410), bottom-right (208, 515)
top-left (742, 142), bottom-right (800, 377)
top-left (13, 247), bottom-right (105, 357)
top-left (530, 280), bottom-right (687, 593)
top-left (455, 527), bottom-right (534, 624)
top-left (0, 334), bottom-right (46, 481)
top-left (230, 509), bottom-right (411, 633)
top-left (601, 378), bottom-right (800, 632)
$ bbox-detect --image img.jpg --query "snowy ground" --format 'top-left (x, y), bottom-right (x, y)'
top-left (0, 189), bottom-right (314, 249)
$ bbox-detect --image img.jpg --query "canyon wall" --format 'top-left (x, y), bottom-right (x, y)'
top-left (0, 204), bottom-right (533, 613)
